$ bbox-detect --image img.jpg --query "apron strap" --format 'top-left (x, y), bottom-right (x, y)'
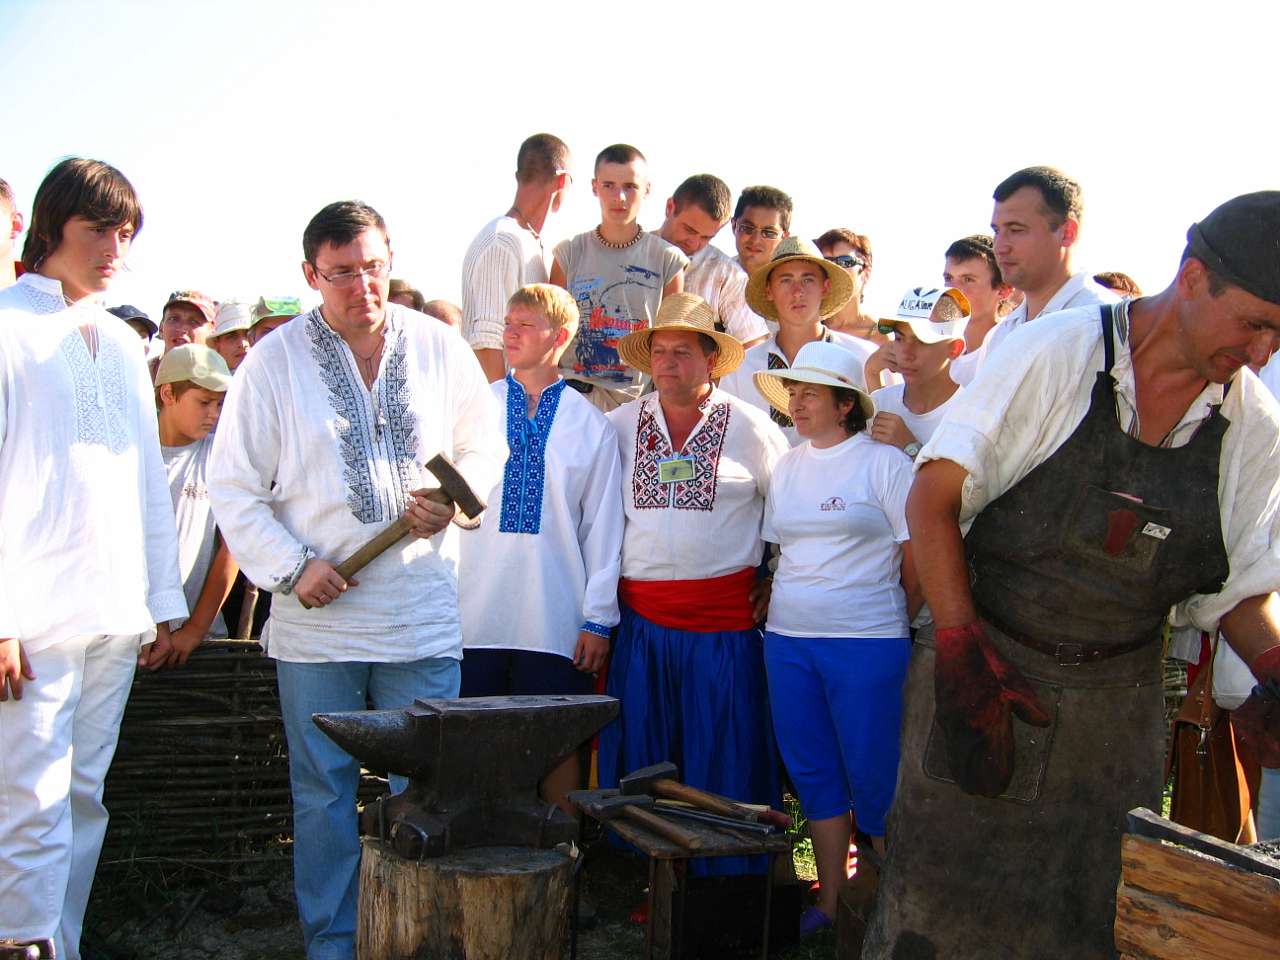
top-left (1100, 303), bottom-right (1117, 374)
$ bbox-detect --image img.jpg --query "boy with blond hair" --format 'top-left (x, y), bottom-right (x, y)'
top-left (459, 282), bottom-right (623, 811)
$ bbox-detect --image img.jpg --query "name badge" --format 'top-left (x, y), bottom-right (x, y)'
top-left (1142, 522), bottom-right (1172, 541)
top-left (657, 455), bottom-right (696, 483)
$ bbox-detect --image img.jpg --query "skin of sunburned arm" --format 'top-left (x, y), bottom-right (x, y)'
top-left (167, 539), bottom-right (240, 666)
top-left (905, 459), bottom-right (978, 629)
top-left (549, 259), bottom-right (567, 289)
top-left (474, 348), bottom-right (506, 383)
top-left (663, 271), bottom-right (684, 297)
top-left (1220, 593), bottom-right (1280, 665)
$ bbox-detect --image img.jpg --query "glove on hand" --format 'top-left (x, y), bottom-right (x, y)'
top-left (1234, 645), bottom-right (1280, 768)
top-left (934, 622), bottom-right (1052, 797)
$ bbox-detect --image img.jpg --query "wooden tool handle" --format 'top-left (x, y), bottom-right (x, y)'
top-left (624, 805), bottom-right (703, 850)
top-left (653, 779), bottom-right (753, 820)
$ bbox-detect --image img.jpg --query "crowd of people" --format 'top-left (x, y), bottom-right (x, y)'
top-left (2, 138), bottom-right (1280, 960)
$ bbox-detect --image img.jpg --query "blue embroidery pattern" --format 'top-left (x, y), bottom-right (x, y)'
top-left (307, 311), bottom-right (419, 524)
top-left (499, 375), bottom-right (566, 534)
top-left (580, 621), bottom-right (612, 638)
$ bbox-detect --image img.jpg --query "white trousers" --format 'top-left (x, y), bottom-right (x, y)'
top-left (0, 633), bottom-right (142, 959)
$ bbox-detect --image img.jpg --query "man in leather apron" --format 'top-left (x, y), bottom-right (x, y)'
top-left (863, 192), bottom-right (1280, 959)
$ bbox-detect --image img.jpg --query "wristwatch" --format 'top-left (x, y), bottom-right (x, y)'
top-left (903, 441), bottom-right (923, 460)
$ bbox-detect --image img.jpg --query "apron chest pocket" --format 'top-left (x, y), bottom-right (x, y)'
top-left (1059, 484), bottom-right (1174, 581)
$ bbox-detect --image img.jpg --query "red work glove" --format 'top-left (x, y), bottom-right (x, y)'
top-left (934, 622), bottom-right (1052, 798)
top-left (1235, 645), bottom-right (1280, 768)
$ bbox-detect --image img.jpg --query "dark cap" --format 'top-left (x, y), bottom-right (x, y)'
top-left (107, 303), bottom-right (157, 336)
top-left (1186, 191), bottom-right (1280, 305)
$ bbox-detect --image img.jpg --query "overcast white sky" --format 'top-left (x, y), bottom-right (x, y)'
top-left (3, 1), bottom-right (1276, 321)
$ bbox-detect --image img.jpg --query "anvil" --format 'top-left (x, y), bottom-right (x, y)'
top-left (314, 694), bottom-right (618, 858)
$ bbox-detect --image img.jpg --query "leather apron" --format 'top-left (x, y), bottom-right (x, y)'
top-left (864, 306), bottom-right (1231, 959)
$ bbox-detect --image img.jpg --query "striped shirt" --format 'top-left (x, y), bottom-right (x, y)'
top-left (685, 245), bottom-right (769, 344)
top-left (461, 216), bottom-right (548, 352)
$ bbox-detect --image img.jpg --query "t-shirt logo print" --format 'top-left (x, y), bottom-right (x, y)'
top-left (570, 266), bottom-right (660, 384)
top-left (820, 496), bottom-right (847, 512)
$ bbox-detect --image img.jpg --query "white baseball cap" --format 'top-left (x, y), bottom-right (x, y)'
top-left (212, 302), bottom-right (253, 338)
top-left (880, 287), bottom-right (970, 344)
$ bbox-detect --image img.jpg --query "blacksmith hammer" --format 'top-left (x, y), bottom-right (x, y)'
top-left (300, 452), bottom-right (485, 608)
top-left (582, 794), bottom-right (704, 850)
top-left (620, 762), bottom-right (792, 829)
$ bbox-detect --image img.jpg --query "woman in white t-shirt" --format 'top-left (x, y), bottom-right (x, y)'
top-left (753, 340), bottom-right (921, 936)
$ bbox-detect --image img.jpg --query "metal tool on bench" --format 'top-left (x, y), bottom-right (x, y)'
top-left (577, 793), bottom-right (703, 850)
top-left (653, 801), bottom-right (779, 835)
top-left (300, 452), bottom-right (485, 608)
top-left (314, 694), bottom-right (617, 858)
top-left (620, 761), bottom-right (793, 829)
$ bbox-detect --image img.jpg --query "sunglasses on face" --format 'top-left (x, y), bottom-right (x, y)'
top-left (826, 255), bottom-right (866, 271)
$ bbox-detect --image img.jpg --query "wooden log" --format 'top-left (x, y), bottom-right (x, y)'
top-left (357, 838), bottom-right (573, 960)
top-left (1120, 835), bottom-right (1280, 936)
top-left (1114, 885), bottom-right (1280, 959)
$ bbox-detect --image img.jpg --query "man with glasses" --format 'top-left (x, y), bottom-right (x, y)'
top-left (727, 186), bottom-right (793, 337)
top-left (463, 133), bottom-right (572, 383)
top-left (208, 200), bottom-right (505, 960)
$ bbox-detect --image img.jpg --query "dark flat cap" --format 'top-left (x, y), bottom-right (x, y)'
top-left (1186, 191), bottom-right (1280, 305)
top-left (107, 303), bottom-right (157, 336)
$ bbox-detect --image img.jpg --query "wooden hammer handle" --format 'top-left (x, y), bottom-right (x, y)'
top-left (623, 805), bottom-right (703, 850)
top-left (334, 516), bottom-right (413, 581)
top-left (652, 778), bottom-right (755, 820)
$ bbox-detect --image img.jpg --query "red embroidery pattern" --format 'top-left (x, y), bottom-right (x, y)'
top-left (631, 399), bottom-right (731, 512)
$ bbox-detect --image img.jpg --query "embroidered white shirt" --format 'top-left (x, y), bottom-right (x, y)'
top-left (685, 245), bottom-right (769, 344)
top-left (460, 376), bottom-right (623, 659)
top-left (208, 304), bottom-right (506, 663)
top-left (607, 387), bottom-right (787, 581)
top-left (919, 301), bottom-right (1280, 634)
top-left (0, 274), bottom-right (187, 649)
top-left (717, 330), bottom-right (879, 446)
top-left (461, 215), bottom-right (548, 353)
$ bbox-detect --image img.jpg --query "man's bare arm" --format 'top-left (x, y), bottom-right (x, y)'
top-left (1220, 593), bottom-right (1280, 664)
top-left (906, 459), bottom-right (978, 628)
top-left (474, 348), bottom-right (506, 383)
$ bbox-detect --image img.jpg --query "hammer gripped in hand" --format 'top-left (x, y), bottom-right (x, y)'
top-left (300, 453), bottom-right (485, 609)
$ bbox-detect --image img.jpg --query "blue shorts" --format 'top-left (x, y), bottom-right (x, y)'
top-left (460, 647), bottom-right (594, 698)
top-left (763, 633), bottom-right (910, 836)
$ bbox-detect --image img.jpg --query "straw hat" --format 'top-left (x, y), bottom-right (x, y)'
top-left (745, 237), bottom-right (854, 322)
top-left (879, 287), bottom-right (971, 343)
top-left (752, 340), bottom-right (875, 421)
top-left (616, 293), bottom-right (745, 380)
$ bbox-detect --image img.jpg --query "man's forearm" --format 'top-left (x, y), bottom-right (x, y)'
top-left (187, 541), bottom-right (240, 634)
top-left (907, 460), bottom-right (978, 629)
top-left (474, 347), bottom-right (506, 383)
top-left (1221, 593), bottom-right (1280, 664)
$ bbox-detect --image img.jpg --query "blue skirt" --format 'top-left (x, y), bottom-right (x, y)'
top-left (598, 603), bottom-right (781, 876)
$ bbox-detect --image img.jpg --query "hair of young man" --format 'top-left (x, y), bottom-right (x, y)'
top-left (302, 200), bottom-right (388, 265)
top-left (154, 379), bottom-right (202, 410)
top-left (516, 133), bottom-right (570, 185)
top-left (672, 174), bottom-right (732, 222)
top-left (508, 283), bottom-right (581, 340)
top-left (992, 166), bottom-right (1083, 229)
top-left (945, 234), bottom-right (1004, 287)
top-left (0, 177), bottom-right (14, 210)
top-left (832, 385), bottom-right (868, 435)
top-left (594, 143), bottom-right (646, 173)
top-left (388, 278), bottom-right (427, 311)
top-left (814, 227), bottom-right (873, 269)
top-left (733, 185), bottom-right (793, 232)
top-left (1093, 271), bottom-right (1143, 297)
top-left (21, 158), bottom-right (143, 273)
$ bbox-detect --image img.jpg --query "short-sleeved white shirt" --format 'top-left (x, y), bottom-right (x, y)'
top-left (869, 382), bottom-right (962, 448)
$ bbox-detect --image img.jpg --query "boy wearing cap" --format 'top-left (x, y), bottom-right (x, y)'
top-left (599, 293), bottom-right (787, 877)
top-left (865, 193), bottom-right (1280, 957)
top-left (719, 237), bottom-right (877, 446)
top-left (550, 144), bottom-right (687, 411)
top-left (0, 158), bottom-right (185, 960)
top-left (107, 303), bottom-right (157, 345)
top-left (458, 283), bottom-right (622, 811)
top-left (208, 302), bottom-right (254, 371)
top-left (868, 287), bottom-right (970, 459)
top-left (247, 296), bottom-right (302, 345)
top-left (156, 345), bottom-right (239, 662)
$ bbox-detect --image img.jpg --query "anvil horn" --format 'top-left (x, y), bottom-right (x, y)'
top-left (312, 704), bottom-right (439, 780)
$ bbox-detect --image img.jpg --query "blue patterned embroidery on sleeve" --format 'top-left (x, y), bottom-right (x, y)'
top-left (499, 375), bottom-right (566, 534)
top-left (580, 621), bottom-right (612, 638)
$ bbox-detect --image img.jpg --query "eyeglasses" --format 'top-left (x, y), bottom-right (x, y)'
top-left (734, 221), bottom-right (783, 241)
top-left (827, 255), bottom-right (866, 271)
top-left (311, 261), bottom-right (390, 288)
top-left (876, 321), bottom-right (899, 337)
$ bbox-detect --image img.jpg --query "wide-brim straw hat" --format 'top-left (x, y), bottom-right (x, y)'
top-left (616, 292), bottom-right (746, 380)
top-left (745, 237), bottom-right (855, 323)
top-left (752, 340), bottom-right (875, 421)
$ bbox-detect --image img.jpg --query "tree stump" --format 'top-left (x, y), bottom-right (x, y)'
top-left (357, 838), bottom-right (574, 960)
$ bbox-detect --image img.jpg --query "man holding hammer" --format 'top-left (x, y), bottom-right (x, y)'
top-left (208, 200), bottom-right (504, 960)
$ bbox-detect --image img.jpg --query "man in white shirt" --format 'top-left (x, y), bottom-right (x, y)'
top-left (462, 133), bottom-right (572, 383)
top-left (208, 200), bottom-right (505, 960)
top-left (0, 158), bottom-right (186, 960)
top-left (0, 177), bottom-right (22, 289)
top-left (719, 238), bottom-right (877, 445)
top-left (866, 192), bottom-right (1280, 958)
top-left (658, 174), bottom-right (768, 346)
top-left (959, 166), bottom-right (1115, 383)
top-left (940, 235), bottom-right (1011, 386)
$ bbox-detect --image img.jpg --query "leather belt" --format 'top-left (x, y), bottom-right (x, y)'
top-left (978, 607), bottom-right (1156, 666)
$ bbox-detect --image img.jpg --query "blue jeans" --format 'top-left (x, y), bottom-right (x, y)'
top-left (276, 657), bottom-right (461, 960)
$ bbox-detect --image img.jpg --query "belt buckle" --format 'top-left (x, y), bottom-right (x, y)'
top-left (1055, 642), bottom-right (1085, 666)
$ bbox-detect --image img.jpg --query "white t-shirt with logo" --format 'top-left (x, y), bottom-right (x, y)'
top-left (869, 382), bottom-right (962, 448)
top-left (762, 432), bottom-right (912, 638)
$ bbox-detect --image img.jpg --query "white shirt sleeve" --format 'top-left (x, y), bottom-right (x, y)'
top-left (873, 447), bottom-right (914, 543)
top-left (0, 357), bottom-right (12, 636)
top-left (136, 354), bottom-right (189, 625)
top-left (441, 334), bottom-right (508, 508)
top-left (464, 235), bottom-right (522, 353)
top-left (577, 421), bottom-right (624, 631)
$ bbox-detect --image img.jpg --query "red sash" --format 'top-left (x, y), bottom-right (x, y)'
top-left (619, 567), bottom-right (757, 633)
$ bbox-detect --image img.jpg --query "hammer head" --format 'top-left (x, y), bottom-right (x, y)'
top-left (585, 793), bottom-right (655, 821)
top-left (620, 761), bottom-right (680, 796)
top-left (424, 452), bottom-right (485, 520)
